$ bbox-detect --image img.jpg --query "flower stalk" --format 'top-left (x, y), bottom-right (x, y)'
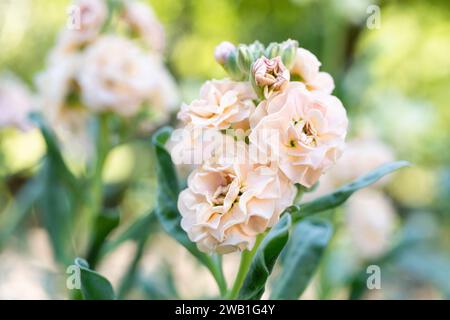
top-left (226, 233), bottom-right (265, 299)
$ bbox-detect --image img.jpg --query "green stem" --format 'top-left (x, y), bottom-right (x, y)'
top-left (294, 185), bottom-right (305, 204)
top-left (207, 255), bottom-right (227, 298)
top-left (227, 234), bottom-right (264, 299)
top-left (117, 235), bottom-right (149, 299)
top-left (85, 114), bottom-right (110, 261)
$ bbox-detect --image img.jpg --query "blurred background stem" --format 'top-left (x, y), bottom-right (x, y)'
top-left (85, 113), bottom-right (110, 267)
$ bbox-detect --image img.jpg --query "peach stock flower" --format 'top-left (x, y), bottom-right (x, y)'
top-left (290, 48), bottom-right (334, 94)
top-left (249, 82), bottom-right (348, 187)
top-left (178, 79), bottom-right (257, 130)
top-left (178, 140), bottom-right (296, 254)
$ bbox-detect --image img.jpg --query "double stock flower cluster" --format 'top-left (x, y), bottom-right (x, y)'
top-left (172, 40), bottom-right (348, 254)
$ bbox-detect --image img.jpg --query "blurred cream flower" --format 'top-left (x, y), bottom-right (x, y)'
top-left (35, 51), bottom-right (92, 159)
top-left (122, 0), bottom-right (165, 53)
top-left (346, 189), bottom-right (396, 259)
top-left (302, 136), bottom-right (396, 202)
top-left (58, 0), bottom-right (107, 51)
top-left (77, 35), bottom-right (162, 116)
top-left (0, 74), bottom-right (34, 131)
top-left (178, 79), bottom-right (256, 130)
top-left (329, 137), bottom-right (395, 186)
top-left (178, 139), bottom-right (295, 254)
top-left (249, 82), bottom-right (348, 187)
top-left (290, 48), bottom-right (334, 94)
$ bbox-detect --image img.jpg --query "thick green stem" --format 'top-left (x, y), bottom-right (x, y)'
top-left (227, 234), bottom-right (264, 299)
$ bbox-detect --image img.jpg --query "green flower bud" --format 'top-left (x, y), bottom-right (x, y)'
top-left (280, 39), bottom-right (298, 69)
top-left (248, 40), bottom-right (265, 60)
top-left (223, 50), bottom-right (243, 80)
top-left (236, 44), bottom-right (253, 78)
top-left (265, 42), bottom-right (282, 59)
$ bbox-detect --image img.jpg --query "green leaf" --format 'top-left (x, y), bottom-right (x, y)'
top-left (102, 210), bottom-right (158, 255)
top-left (139, 262), bottom-right (179, 300)
top-left (152, 127), bottom-right (227, 295)
top-left (32, 113), bottom-right (78, 191)
top-left (270, 219), bottom-right (332, 299)
top-left (289, 161), bottom-right (410, 221)
top-left (37, 159), bottom-right (76, 264)
top-left (238, 214), bottom-right (291, 300)
top-left (74, 258), bottom-right (115, 300)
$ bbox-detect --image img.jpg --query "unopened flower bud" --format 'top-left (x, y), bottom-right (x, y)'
top-left (265, 42), bottom-right (282, 59)
top-left (251, 56), bottom-right (290, 99)
top-left (214, 41), bottom-right (236, 65)
top-left (280, 39), bottom-right (298, 69)
top-left (248, 40), bottom-right (265, 60)
top-left (237, 45), bottom-right (253, 77)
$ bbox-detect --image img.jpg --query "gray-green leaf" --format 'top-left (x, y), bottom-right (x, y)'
top-left (270, 219), bottom-right (332, 299)
top-left (238, 214), bottom-right (291, 300)
top-left (74, 258), bottom-right (115, 300)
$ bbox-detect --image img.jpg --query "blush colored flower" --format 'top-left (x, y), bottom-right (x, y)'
top-left (290, 48), bottom-right (335, 94)
top-left (0, 75), bottom-right (34, 131)
top-left (249, 82), bottom-right (348, 187)
top-left (178, 140), bottom-right (296, 254)
top-left (58, 0), bottom-right (107, 51)
top-left (35, 52), bottom-right (93, 160)
top-left (252, 56), bottom-right (290, 99)
top-left (178, 79), bottom-right (256, 130)
top-left (122, 0), bottom-right (166, 53)
top-left (77, 35), bottom-right (160, 116)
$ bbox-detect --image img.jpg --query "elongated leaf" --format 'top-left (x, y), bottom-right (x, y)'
top-left (289, 161), bottom-right (409, 221)
top-left (86, 208), bottom-right (120, 267)
top-left (74, 258), bottom-right (115, 300)
top-left (152, 126), bottom-right (180, 201)
top-left (37, 159), bottom-right (75, 264)
top-left (0, 171), bottom-right (45, 248)
top-left (152, 127), bottom-right (213, 268)
top-left (102, 210), bottom-right (158, 255)
top-left (270, 219), bottom-right (332, 299)
top-left (32, 113), bottom-right (78, 190)
top-left (238, 214), bottom-right (291, 300)
top-left (29, 115), bottom-right (80, 263)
